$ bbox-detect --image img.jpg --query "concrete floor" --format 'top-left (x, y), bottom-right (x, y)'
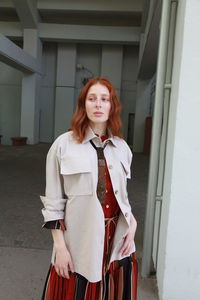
top-left (0, 143), bottom-right (159, 300)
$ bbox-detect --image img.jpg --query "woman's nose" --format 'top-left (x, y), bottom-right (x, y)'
top-left (95, 99), bottom-right (102, 107)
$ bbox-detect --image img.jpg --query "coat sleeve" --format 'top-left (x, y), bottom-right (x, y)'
top-left (40, 137), bottom-right (67, 222)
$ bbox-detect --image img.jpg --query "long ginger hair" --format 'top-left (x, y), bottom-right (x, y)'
top-left (71, 77), bottom-right (123, 143)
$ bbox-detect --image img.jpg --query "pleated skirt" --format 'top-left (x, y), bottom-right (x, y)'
top-left (42, 215), bottom-right (138, 300)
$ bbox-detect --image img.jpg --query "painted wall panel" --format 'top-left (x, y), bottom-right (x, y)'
top-left (121, 45), bottom-right (138, 141)
top-left (0, 61), bottom-right (22, 145)
top-left (41, 43), bottom-right (57, 88)
top-left (0, 61), bottom-right (22, 85)
top-left (101, 45), bottom-right (123, 88)
top-left (57, 44), bottom-right (76, 87)
top-left (75, 43), bottom-right (101, 106)
top-left (39, 87), bottom-right (55, 143)
top-left (39, 43), bottom-right (57, 142)
top-left (0, 86), bottom-right (21, 145)
top-left (54, 87), bottom-right (74, 138)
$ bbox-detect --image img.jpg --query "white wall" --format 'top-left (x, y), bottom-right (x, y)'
top-left (157, 0), bottom-right (200, 299)
top-left (0, 62), bottom-right (22, 145)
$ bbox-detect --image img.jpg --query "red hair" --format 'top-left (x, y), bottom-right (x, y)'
top-left (71, 77), bottom-right (123, 143)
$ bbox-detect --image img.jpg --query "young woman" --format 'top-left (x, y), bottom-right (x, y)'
top-left (41, 77), bottom-right (138, 299)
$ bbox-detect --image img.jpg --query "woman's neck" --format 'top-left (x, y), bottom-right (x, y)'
top-left (89, 123), bottom-right (107, 137)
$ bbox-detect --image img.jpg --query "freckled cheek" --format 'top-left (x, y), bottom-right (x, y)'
top-left (85, 103), bottom-right (93, 117)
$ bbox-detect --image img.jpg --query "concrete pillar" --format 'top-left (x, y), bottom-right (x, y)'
top-left (20, 29), bottom-right (42, 144)
top-left (54, 44), bottom-right (76, 138)
top-left (157, 0), bottom-right (200, 299)
top-left (101, 45), bottom-right (123, 95)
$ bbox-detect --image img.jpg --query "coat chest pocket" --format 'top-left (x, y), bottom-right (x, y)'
top-left (60, 157), bottom-right (92, 196)
top-left (120, 159), bottom-right (131, 179)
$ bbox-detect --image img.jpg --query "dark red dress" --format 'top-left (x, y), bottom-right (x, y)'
top-left (42, 136), bottom-right (138, 300)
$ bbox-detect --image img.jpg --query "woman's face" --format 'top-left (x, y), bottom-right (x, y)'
top-left (85, 83), bottom-right (111, 126)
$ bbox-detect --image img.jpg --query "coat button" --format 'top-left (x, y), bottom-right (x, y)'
top-left (108, 165), bottom-right (113, 169)
top-left (125, 212), bottom-right (128, 217)
top-left (114, 190), bottom-right (118, 195)
top-left (106, 204), bottom-right (109, 208)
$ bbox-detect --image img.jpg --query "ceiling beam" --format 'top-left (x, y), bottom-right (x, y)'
top-left (0, 0), bottom-right (143, 14)
top-left (39, 23), bottom-right (141, 44)
top-left (12, 0), bottom-right (41, 28)
top-left (0, 22), bottom-right (140, 44)
top-left (0, 34), bottom-right (42, 74)
top-left (37, 0), bottom-right (142, 13)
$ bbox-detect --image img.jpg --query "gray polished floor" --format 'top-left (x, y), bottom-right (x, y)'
top-left (0, 143), bottom-right (158, 299)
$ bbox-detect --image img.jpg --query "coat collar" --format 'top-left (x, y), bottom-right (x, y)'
top-left (82, 126), bottom-right (117, 147)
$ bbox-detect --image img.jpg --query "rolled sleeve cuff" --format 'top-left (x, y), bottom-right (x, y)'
top-left (40, 195), bottom-right (66, 222)
top-left (42, 219), bottom-right (66, 231)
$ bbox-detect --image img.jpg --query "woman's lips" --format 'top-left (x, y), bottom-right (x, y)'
top-left (93, 112), bottom-right (103, 116)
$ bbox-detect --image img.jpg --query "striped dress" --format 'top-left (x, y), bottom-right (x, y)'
top-left (42, 135), bottom-right (138, 300)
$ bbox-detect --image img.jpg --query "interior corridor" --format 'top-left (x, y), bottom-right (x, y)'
top-left (0, 143), bottom-right (158, 299)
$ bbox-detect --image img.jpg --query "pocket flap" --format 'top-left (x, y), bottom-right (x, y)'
top-left (60, 156), bottom-right (91, 175)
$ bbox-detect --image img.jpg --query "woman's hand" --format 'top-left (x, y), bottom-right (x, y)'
top-left (54, 245), bottom-right (74, 279)
top-left (119, 213), bottom-right (137, 256)
top-left (51, 229), bottom-right (74, 279)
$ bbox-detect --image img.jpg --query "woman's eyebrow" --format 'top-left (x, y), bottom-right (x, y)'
top-left (87, 93), bottom-right (109, 96)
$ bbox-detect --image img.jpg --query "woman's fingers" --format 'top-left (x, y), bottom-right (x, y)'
top-left (59, 267), bottom-right (65, 278)
top-left (55, 265), bottom-right (69, 278)
top-left (120, 234), bottom-right (133, 255)
top-left (120, 235), bottom-right (128, 255)
top-left (55, 265), bottom-right (60, 275)
top-left (54, 254), bottom-right (74, 278)
top-left (122, 243), bottom-right (131, 255)
top-left (69, 258), bottom-right (75, 273)
top-left (63, 266), bottom-right (69, 279)
top-left (54, 246), bottom-right (75, 278)
top-left (55, 265), bottom-right (63, 277)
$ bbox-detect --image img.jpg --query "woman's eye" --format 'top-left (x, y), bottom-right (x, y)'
top-left (88, 98), bottom-right (95, 101)
top-left (102, 98), bottom-right (109, 102)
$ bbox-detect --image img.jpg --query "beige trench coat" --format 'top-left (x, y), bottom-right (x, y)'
top-left (40, 126), bottom-right (136, 282)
